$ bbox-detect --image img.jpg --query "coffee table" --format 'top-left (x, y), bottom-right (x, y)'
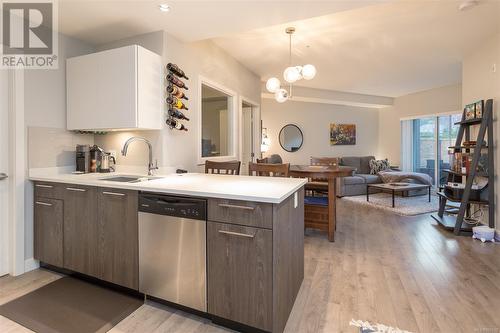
top-left (366, 183), bottom-right (431, 208)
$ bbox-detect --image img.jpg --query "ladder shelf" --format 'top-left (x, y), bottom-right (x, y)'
top-left (435, 99), bottom-right (495, 236)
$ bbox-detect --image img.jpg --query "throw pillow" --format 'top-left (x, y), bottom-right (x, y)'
top-left (369, 158), bottom-right (390, 175)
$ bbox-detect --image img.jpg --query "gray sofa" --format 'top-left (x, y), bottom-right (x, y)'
top-left (337, 156), bottom-right (380, 197)
top-left (336, 156), bottom-right (428, 197)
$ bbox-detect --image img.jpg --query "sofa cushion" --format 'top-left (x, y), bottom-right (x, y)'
top-left (343, 176), bottom-right (366, 185)
top-left (357, 174), bottom-right (381, 184)
top-left (359, 156), bottom-right (375, 174)
top-left (304, 196), bottom-right (328, 206)
top-left (340, 157), bottom-right (361, 172)
top-left (369, 158), bottom-right (390, 174)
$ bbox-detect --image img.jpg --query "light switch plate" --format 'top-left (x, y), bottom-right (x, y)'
top-left (294, 192), bottom-right (298, 208)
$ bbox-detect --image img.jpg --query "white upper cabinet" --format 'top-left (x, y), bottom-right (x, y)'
top-left (67, 45), bottom-right (162, 131)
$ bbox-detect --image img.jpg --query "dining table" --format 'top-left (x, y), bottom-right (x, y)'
top-left (289, 165), bottom-right (355, 242)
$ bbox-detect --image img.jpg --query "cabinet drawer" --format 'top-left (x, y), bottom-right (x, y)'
top-left (208, 198), bottom-right (273, 229)
top-left (34, 182), bottom-right (61, 199)
top-left (207, 222), bottom-right (273, 331)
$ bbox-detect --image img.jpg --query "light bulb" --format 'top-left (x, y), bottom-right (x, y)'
top-left (283, 66), bottom-right (301, 83)
top-left (266, 77), bottom-right (281, 93)
top-left (302, 64), bottom-right (316, 80)
top-left (275, 88), bottom-right (289, 103)
top-left (159, 4), bottom-right (170, 12)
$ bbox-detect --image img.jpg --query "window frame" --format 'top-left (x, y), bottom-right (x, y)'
top-left (198, 76), bottom-right (238, 164)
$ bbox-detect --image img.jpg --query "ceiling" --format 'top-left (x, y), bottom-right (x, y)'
top-left (56, 0), bottom-right (499, 97)
top-left (57, 0), bottom-right (384, 44)
top-left (212, 0), bottom-right (500, 97)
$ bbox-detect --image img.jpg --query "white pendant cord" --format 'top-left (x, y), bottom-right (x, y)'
top-left (288, 30), bottom-right (293, 98)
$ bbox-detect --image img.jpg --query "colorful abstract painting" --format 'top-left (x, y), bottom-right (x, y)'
top-left (330, 124), bottom-right (356, 145)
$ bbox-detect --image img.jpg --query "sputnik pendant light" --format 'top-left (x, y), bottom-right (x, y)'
top-left (266, 27), bottom-right (316, 103)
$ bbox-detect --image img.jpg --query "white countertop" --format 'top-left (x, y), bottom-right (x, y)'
top-left (29, 168), bottom-right (307, 204)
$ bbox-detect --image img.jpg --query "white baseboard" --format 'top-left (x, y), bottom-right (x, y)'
top-left (24, 258), bottom-right (40, 272)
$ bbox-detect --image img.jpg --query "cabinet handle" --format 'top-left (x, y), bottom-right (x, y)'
top-left (102, 191), bottom-right (125, 197)
top-left (36, 201), bottom-right (53, 207)
top-left (66, 187), bottom-right (86, 192)
top-left (218, 203), bottom-right (255, 211)
top-left (36, 184), bottom-right (53, 188)
top-left (218, 230), bottom-right (255, 238)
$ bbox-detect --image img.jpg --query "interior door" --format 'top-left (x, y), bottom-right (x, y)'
top-left (0, 70), bottom-right (9, 276)
top-left (241, 102), bottom-right (254, 175)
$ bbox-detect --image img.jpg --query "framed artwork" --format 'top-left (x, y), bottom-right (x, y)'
top-left (465, 103), bottom-right (475, 120)
top-left (475, 100), bottom-right (484, 119)
top-left (330, 123), bottom-right (356, 145)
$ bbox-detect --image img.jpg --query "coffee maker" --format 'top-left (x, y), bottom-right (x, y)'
top-left (76, 145), bottom-right (90, 173)
top-left (89, 145), bottom-right (104, 173)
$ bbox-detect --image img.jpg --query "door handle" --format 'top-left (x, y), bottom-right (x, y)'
top-left (102, 191), bottom-right (125, 197)
top-left (218, 203), bottom-right (255, 211)
top-left (66, 187), bottom-right (86, 192)
top-left (35, 184), bottom-right (53, 188)
top-left (0, 173), bottom-right (8, 180)
top-left (35, 201), bottom-right (53, 207)
top-left (218, 230), bottom-right (255, 238)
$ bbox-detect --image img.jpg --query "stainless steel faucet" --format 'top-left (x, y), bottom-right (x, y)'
top-left (121, 137), bottom-right (158, 176)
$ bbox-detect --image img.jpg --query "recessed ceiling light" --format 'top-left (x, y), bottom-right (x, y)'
top-left (159, 4), bottom-right (170, 12)
top-left (458, 0), bottom-right (478, 11)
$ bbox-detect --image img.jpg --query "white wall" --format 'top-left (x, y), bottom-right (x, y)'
top-left (24, 34), bottom-right (95, 260)
top-left (95, 31), bottom-right (261, 173)
top-left (261, 98), bottom-right (380, 165)
top-left (377, 84), bottom-right (462, 165)
top-left (462, 33), bottom-right (500, 231)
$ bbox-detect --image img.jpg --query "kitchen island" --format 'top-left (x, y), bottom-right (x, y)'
top-left (30, 170), bottom-right (306, 333)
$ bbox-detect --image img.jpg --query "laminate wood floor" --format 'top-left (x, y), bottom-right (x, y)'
top-left (1, 198), bottom-right (500, 333)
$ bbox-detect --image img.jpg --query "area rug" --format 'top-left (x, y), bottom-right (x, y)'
top-left (0, 276), bottom-right (143, 333)
top-left (340, 192), bottom-right (439, 216)
top-left (350, 319), bottom-right (413, 333)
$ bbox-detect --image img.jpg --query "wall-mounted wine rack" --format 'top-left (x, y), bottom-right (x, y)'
top-left (165, 63), bottom-right (189, 132)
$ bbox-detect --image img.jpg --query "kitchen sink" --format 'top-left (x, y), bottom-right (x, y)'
top-left (99, 176), bottom-right (163, 183)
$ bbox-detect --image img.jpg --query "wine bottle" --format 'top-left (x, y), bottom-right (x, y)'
top-left (166, 63), bottom-right (189, 80)
top-left (167, 85), bottom-right (188, 100)
top-left (166, 74), bottom-right (188, 90)
top-left (166, 118), bottom-right (188, 131)
top-left (166, 96), bottom-right (188, 110)
top-left (168, 107), bottom-right (190, 121)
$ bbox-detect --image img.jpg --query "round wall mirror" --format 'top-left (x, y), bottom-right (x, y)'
top-left (279, 124), bottom-right (303, 152)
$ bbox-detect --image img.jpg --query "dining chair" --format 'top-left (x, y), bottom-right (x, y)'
top-left (248, 162), bottom-right (290, 177)
top-left (205, 160), bottom-right (241, 175)
top-left (306, 157), bottom-right (340, 195)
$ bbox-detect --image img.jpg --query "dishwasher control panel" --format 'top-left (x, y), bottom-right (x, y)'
top-left (139, 192), bottom-right (207, 221)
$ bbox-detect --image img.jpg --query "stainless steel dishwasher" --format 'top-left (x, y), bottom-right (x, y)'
top-left (138, 192), bottom-right (207, 312)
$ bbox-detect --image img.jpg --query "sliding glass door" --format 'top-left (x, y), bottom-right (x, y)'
top-left (413, 117), bottom-right (436, 184)
top-left (437, 114), bottom-right (461, 186)
top-left (402, 113), bottom-right (461, 187)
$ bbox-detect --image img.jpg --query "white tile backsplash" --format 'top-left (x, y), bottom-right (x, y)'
top-left (28, 127), bottom-right (94, 168)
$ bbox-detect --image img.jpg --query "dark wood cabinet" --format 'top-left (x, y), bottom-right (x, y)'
top-left (32, 179), bottom-right (304, 333)
top-left (34, 197), bottom-right (63, 267)
top-left (97, 188), bottom-right (139, 290)
top-left (62, 185), bottom-right (99, 277)
top-left (208, 222), bottom-right (273, 331)
top-left (208, 188), bottom-right (304, 333)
